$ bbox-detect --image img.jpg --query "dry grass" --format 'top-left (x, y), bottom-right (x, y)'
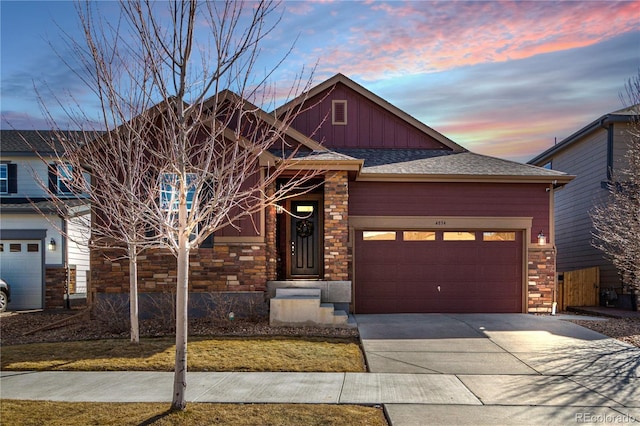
top-left (0, 401), bottom-right (388, 426)
top-left (0, 336), bottom-right (365, 372)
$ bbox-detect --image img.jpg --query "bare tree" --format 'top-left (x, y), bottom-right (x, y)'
top-left (591, 72), bottom-right (640, 309)
top-left (33, 0), bottom-right (321, 411)
top-left (27, 1), bottom-right (171, 343)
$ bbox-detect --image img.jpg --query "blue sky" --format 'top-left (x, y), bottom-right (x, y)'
top-left (1, 0), bottom-right (639, 162)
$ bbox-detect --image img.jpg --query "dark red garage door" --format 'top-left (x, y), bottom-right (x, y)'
top-left (355, 230), bottom-right (523, 313)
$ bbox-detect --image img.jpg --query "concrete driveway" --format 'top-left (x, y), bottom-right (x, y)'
top-left (356, 313), bottom-right (640, 425)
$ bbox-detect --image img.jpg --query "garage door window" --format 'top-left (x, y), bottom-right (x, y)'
top-left (363, 231), bottom-right (396, 241)
top-left (403, 231), bottom-right (436, 241)
top-left (27, 244), bottom-right (39, 252)
top-left (443, 232), bottom-right (476, 241)
top-left (483, 232), bottom-right (516, 241)
top-left (10, 243), bottom-right (21, 252)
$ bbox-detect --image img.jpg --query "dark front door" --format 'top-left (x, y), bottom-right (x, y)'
top-left (290, 200), bottom-right (319, 276)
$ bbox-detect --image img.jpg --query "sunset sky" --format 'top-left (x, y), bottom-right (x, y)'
top-left (1, 1), bottom-right (639, 162)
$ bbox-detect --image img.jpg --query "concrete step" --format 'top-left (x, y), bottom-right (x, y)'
top-left (275, 288), bottom-right (321, 298)
top-left (270, 288), bottom-right (351, 327)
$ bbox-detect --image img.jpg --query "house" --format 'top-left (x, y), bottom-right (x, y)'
top-left (528, 106), bottom-right (638, 301)
top-left (89, 74), bottom-right (573, 316)
top-left (0, 130), bottom-right (91, 310)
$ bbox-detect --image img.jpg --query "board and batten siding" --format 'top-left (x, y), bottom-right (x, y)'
top-left (66, 211), bottom-right (91, 293)
top-left (290, 83), bottom-right (449, 150)
top-left (349, 181), bottom-right (550, 244)
top-left (550, 127), bottom-right (620, 286)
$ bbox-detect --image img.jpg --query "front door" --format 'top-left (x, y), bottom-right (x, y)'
top-left (290, 200), bottom-right (320, 276)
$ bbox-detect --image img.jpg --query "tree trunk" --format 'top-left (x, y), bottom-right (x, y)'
top-left (171, 206), bottom-right (190, 411)
top-left (129, 245), bottom-right (140, 344)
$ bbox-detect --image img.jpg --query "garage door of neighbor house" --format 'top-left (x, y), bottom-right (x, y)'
top-left (355, 230), bottom-right (523, 313)
top-left (0, 240), bottom-right (43, 310)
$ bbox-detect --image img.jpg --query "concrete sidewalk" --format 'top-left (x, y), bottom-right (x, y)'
top-left (0, 371), bottom-right (479, 405)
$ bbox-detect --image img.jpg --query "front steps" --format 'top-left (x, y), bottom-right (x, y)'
top-left (269, 288), bottom-right (353, 327)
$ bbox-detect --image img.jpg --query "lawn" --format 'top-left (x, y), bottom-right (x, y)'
top-left (1, 401), bottom-right (388, 425)
top-left (0, 336), bottom-right (365, 372)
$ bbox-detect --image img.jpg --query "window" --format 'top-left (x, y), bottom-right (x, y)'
top-left (483, 232), bottom-right (516, 241)
top-left (160, 173), bottom-right (197, 211)
top-left (403, 231), bottom-right (436, 241)
top-left (0, 164), bottom-right (7, 193)
top-left (10, 243), bottom-right (21, 252)
top-left (363, 231), bottom-right (396, 241)
top-left (49, 163), bottom-right (74, 194)
top-left (57, 163), bottom-right (74, 194)
top-left (0, 163), bottom-right (17, 194)
top-left (332, 100), bottom-right (347, 125)
top-left (27, 243), bottom-right (39, 252)
top-left (443, 232), bottom-right (476, 241)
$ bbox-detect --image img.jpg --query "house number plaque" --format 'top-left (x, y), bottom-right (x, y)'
top-left (435, 220), bottom-right (447, 226)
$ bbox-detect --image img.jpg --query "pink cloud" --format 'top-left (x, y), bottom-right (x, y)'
top-left (308, 1), bottom-right (639, 80)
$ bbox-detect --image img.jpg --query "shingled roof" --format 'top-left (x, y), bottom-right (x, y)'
top-left (335, 149), bottom-right (572, 183)
top-left (0, 130), bottom-right (84, 155)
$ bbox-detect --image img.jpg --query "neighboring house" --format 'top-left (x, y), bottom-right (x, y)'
top-left (0, 130), bottom-right (91, 310)
top-left (529, 106), bottom-right (638, 294)
top-left (90, 74), bottom-right (573, 315)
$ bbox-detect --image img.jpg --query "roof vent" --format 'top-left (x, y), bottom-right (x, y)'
top-left (332, 100), bottom-right (347, 125)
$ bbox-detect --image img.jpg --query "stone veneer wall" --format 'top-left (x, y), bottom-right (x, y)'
top-left (45, 266), bottom-right (68, 309)
top-left (528, 246), bottom-right (556, 313)
top-left (323, 171), bottom-right (350, 281)
top-left (90, 244), bottom-right (268, 294)
top-left (265, 183), bottom-right (278, 281)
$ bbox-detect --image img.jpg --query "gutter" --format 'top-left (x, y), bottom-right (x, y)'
top-left (528, 113), bottom-right (632, 166)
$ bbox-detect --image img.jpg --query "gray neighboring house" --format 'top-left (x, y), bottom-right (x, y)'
top-left (0, 130), bottom-right (90, 310)
top-left (528, 105), bottom-right (638, 295)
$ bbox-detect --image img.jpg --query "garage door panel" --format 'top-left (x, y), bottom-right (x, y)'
top-left (0, 240), bottom-right (43, 310)
top-left (355, 230), bottom-right (523, 314)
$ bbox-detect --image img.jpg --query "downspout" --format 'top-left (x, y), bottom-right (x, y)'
top-left (600, 116), bottom-right (614, 181)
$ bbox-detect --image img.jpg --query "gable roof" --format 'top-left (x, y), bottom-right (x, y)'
top-left (528, 104), bottom-right (639, 165)
top-left (274, 73), bottom-right (467, 153)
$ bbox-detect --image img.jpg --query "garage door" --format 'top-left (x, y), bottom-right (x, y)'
top-left (355, 230), bottom-right (523, 313)
top-left (0, 240), bottom-right (43, 310)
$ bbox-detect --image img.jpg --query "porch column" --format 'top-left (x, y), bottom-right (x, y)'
top-left (323, 171), bottom-right (349, 280)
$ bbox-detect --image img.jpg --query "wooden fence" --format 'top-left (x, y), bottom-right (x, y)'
top-left (557, 266), bottom-right (600, 310)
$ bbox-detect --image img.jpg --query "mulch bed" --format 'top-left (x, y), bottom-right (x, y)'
top-left (0, 309), bottom-right (359, 346)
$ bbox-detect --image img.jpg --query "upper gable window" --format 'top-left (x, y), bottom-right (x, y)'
top-left (332, 100), bottom-right (347, 125)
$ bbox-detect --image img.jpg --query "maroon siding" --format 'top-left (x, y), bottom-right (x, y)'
top-left (349, 181), bottom-right (550, 244)
top-left (290, 82), bottom-right (450, 150)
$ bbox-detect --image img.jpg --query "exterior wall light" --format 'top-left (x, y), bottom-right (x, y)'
top-left (537, 231), bottom-right (547, 246)
top-left (48, 238), bottom-right (56, 251)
